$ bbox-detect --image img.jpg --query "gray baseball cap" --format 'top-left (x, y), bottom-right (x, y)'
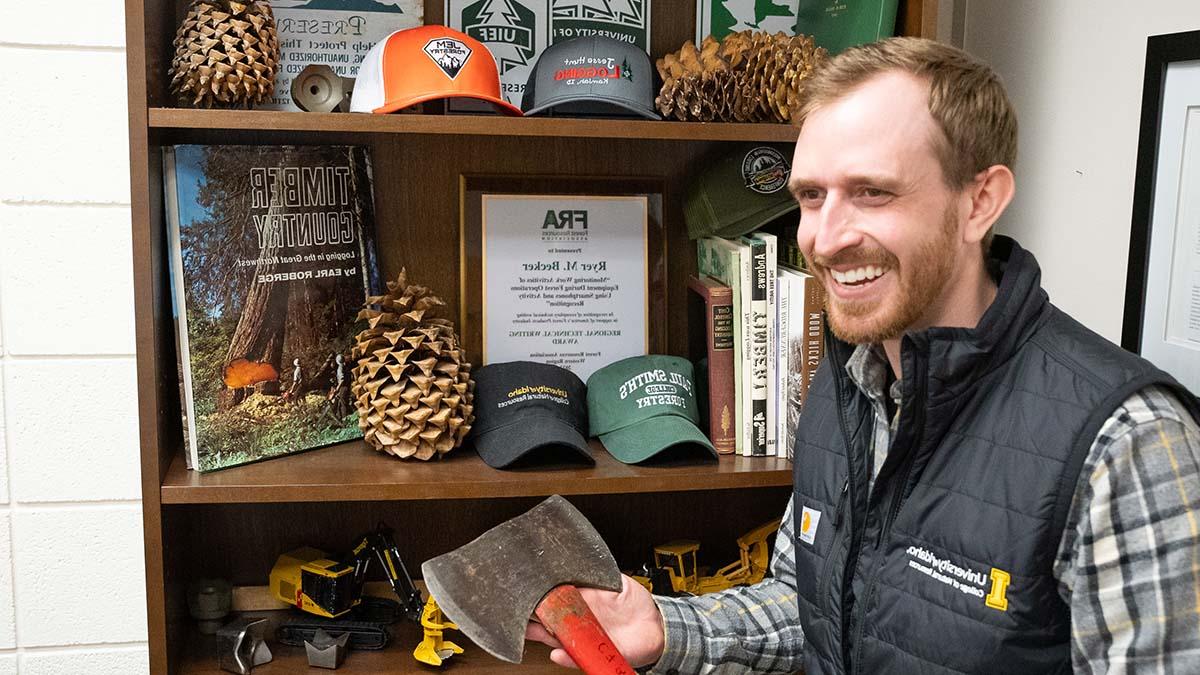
top-left (522, 35), bottom-right (660, 119)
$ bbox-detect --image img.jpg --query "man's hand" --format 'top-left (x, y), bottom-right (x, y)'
top-left (525, 574), bottom-right (665, 669)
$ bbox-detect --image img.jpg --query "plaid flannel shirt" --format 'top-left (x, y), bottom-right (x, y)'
top-left (649, 344), bottom-right (1200, 674)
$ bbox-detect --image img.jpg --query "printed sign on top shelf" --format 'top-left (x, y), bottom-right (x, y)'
top-left (265, 0), bottom-right (423, 112)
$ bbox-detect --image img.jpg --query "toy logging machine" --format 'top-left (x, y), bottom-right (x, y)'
top-left (631, 518), bottom-right (782, 596)
top-left (269, 524), bottom-right (462, 666)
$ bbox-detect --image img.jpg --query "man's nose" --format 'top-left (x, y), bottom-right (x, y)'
top-left (810, 195), bottom-right (860, 260)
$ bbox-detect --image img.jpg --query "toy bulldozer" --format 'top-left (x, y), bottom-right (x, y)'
top-left (632, 518), bottom-right (782, 596)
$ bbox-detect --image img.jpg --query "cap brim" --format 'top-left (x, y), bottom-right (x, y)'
top-left (473, 416), bottom-right (593, 469)
top-left (373, 91), bottom-right (523, 116)
top-left (598, 415), bottom-right (717, 464)
top-left (522, 94), bottom-right (660, 120)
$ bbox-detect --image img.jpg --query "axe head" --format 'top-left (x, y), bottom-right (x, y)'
top-left (421, 495), bottom-right (621, 663)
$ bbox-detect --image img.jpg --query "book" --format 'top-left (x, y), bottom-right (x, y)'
top-left (748, 231), bottom-right (778, 456)
top-left (775, 268), bottom-right (791, 457)
top-left (164, 145), bottom-right (383, 472)
top-left (265, 1), bottom-right (424, 111)
top-left (738, 236), bottom-right (769, 456)
top-left (778, 266), bottom-right (826, 460)
top-left (688, 276), bottom-right (737, 454)
top-left (696, 236), bottom-right (745, 455)
top-left (695, 0), bottom-right (799, 43)
top-left (795, 0), bottom-right (899, 55)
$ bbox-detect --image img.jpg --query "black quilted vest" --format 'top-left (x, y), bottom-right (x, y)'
top-left (792, 237), bottom-right (1200, 674)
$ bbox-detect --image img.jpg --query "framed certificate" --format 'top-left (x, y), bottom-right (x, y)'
top-left (461, 175), bottom-right (666, 381)
top-left (1124, 30), bottom-right (1200, 394)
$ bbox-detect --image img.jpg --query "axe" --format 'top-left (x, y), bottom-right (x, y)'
top-left (421, 495), bottom-right (634, 674)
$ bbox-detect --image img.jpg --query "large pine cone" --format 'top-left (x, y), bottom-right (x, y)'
top-left (350, 270), bottom-right (475, 461)
top-left (656, 30), bottom-right (826, 124)
top-left (169, 0), bottom-right (279, 108)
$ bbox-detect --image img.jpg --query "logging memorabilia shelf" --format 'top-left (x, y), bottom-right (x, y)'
top-left (126, 1), bottom-right (937, 672)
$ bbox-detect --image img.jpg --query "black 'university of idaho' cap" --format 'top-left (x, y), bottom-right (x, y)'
top-left (469, 361), bottom-right (593, 469)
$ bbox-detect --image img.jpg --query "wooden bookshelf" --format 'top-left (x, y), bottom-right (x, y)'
top-left (126, 1), bottom-right (938, 672)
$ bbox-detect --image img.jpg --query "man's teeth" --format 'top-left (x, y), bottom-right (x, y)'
top-left (831, 266), bottom-right (886, 284)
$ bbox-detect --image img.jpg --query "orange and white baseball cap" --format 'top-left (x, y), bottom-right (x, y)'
top-left (350, 25), bottom-right (522, 116)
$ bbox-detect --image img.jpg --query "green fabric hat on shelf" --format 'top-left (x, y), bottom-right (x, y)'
top-left (684, 143), bottom-right (799, 240)
top-left (586, 355), bottom-right (717, 464)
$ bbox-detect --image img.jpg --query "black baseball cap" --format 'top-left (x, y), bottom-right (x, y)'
top-left (469, 361), bottom-right (593, 469)
top-left (522, 35), bottom-right (660, 119)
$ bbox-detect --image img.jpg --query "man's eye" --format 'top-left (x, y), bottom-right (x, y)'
top-left (858, 187), bottom-right (892, 203)
top-left (797, 190), bottom-right (823, 205)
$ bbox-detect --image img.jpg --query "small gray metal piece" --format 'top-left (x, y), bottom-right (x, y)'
top-left (216, 616), bottom-right (273, 674)
top-left (305, 629), bottom-right (350, 669)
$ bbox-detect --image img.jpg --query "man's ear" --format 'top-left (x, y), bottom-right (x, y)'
top-left (961, 165), bottom-right (1015, 245)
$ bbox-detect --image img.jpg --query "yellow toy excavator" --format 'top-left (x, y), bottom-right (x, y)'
top-left (632, 518), bottom-right (782, 596)
top-left (269, 524), bottom-right (462, 666)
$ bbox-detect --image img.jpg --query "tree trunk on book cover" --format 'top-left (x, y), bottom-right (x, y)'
top-left (220, 254), bottom-right (288, 407)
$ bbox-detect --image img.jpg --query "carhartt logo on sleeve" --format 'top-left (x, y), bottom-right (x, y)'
top-left (799, 506), bottom-right (821, 545)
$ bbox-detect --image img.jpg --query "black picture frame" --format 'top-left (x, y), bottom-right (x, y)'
top-left (1121, 29), bottom-right (1200, 354)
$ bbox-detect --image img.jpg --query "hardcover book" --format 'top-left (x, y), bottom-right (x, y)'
top-left (688, 275), bottom-right (737, 454)
top-left (779, 266), bottom-right (825, 460)
top-left (748, 231), bottom-right (778, 455)
top-left (739, 234), bottom-right (769, 456)
top-left (697, 236), bottom-right (745, 455)
top-left (795, 0), bottom-right (899, 54)
top-left (164, 145), bottom-right (383, 472)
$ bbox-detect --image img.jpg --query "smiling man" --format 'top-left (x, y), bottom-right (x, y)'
top-left (526, 37), bottom-right (1200, 674)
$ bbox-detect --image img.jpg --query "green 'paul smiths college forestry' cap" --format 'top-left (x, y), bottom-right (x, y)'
top-left (586, 355), bottom-right (717, 464)
top-left (522, 35), bottom-right (660, 120)
top-left (684, 143), bottom-right (799, 240)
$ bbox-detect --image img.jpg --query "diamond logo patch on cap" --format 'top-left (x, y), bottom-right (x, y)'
top-left (424, 37), bottom-right (473, 79)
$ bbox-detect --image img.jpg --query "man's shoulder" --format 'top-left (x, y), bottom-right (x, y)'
top-left (1098, 384), bottom-right (1200, 442)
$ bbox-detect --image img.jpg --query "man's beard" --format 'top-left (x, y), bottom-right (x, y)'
top-left (813, 206), bottom-right (959, 345)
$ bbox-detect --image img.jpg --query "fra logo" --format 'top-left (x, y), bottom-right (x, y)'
top-left (543, 209), bottom-right (588, 229)
top-left (985, 568), bottom-right (1011, 611)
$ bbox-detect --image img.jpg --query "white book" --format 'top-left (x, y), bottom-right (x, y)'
top-left (775, 269), bottom-right (791, 458)
top-left (750, 232), bottom-right (778, 456)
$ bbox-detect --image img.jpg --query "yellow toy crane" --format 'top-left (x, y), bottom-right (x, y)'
top-left (633, 518), bottom-right (782, 596)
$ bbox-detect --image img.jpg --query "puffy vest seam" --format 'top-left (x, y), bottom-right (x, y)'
top-left (858, 629), bottom-right (975, 674)
top-left (943, 429), bottom-right (1073, 463)
top-left (893, 479), bottom-right (1058, 526)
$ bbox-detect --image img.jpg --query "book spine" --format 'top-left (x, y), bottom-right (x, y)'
top-left (705, 284), bottom-right (737, 454)
top-left (775, 274), bottom-right (791, 459)
top-left (783, 273), bottom-right (809, 461)
top-left (697, 239), bottom-right (744, 455)
top-left (759, 234), bottom-right (778, 456)
top-left (743, 238), bottom-right (768, 457)
top-left (163, 147), bottom-right (199, 471)
top-left (801, 274), bottom-right (826, 412)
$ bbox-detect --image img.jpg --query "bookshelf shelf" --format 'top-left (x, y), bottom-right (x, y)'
top-left (160, 442), bottom-right (793, 504)
top-left (148, 108), bottom-right (801, 142)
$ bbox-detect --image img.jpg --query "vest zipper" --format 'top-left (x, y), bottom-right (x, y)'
top-left (816, 477), bottom-right (850, 624)
top-left (830, 360), bottom-right (866, 673)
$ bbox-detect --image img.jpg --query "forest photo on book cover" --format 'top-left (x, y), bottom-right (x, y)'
top-left (170, 144), bottom-right (381, 471)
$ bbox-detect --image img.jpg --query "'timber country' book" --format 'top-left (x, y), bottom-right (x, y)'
top-left (164, 145), bottom-right (382, 472)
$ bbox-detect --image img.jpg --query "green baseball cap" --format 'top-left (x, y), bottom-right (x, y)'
top-left (586, 355), bottom-right (717, 464)
top-left (684, 143), bottom-right (799, 240)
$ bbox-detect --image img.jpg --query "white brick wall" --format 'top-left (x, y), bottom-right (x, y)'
top-left (0, 0), bottom-right (150, 671)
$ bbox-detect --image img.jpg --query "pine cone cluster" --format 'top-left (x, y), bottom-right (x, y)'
top-left (656, 31), bottom-right (827, 124)
top-left (350, 270), bottom-right (475, 461)
top-left (169, 0), bottom-right (279, 108)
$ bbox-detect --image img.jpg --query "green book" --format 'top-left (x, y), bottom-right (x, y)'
top-left (795, 0), bottom-right (900, 54)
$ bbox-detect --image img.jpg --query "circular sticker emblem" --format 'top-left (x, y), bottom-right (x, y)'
top-left (742, 146), bottom-right (790, 194)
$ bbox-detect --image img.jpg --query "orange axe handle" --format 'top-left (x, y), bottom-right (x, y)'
top-left (535, 584), bottom-right (635, 675)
